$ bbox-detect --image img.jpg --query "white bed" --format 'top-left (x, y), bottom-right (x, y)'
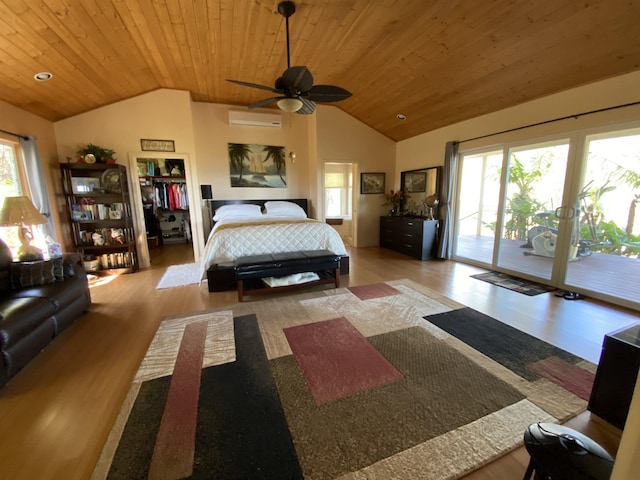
top-left (200, 199), bottom-right (348, 283)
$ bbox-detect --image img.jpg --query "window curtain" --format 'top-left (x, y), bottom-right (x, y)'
top-left (19, 136), bottom-right (56, 239)
top-left (436, 141), bottom-right (459, 259)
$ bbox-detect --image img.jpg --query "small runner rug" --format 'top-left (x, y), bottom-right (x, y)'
top-left (92, 279), bottom-right (593, 480)
top-left (471, 271), bottom-right (557, 296)
top-left (155, 263), bottom-right (202, 289)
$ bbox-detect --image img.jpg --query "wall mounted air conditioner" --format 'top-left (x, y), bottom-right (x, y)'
top-left (228, 110), bottom-right (282, 128)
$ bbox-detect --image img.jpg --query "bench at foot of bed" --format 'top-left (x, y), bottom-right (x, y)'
top-left (235, 250), bottom-right (341, 301)
top-left (206, 254), bottom-right (349, 293)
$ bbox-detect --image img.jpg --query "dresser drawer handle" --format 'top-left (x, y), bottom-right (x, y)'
top-left (407, 222), bottom-right (414, 226)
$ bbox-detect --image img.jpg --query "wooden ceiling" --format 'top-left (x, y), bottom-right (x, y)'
top-left (1, 0), bottom-right (639, 142)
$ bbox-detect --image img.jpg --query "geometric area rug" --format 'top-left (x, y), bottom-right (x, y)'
top-left (91, 279), bottom-right (594, 480)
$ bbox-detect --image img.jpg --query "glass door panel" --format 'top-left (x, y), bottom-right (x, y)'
top-left (497, 141), bottom-right (569, 280)
top-left (564, 130), bottom-right (640, 305)
top-left (453, 150), bottom-right (503, 264)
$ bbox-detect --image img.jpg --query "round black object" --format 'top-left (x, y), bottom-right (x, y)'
top-left (524, 423), bottom-right (614, 480)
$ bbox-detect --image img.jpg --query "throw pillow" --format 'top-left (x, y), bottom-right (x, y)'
top-left (10, 260), bottom-right (58, 289)
top-left (52, 257), bottom-right (64, 281)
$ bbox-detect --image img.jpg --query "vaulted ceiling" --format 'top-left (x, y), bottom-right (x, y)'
top-left (1, 0), bottom-right (639, 142)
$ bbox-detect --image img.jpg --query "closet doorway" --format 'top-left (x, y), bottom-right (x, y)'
top-left (128, 152), bottom-right (199, 269)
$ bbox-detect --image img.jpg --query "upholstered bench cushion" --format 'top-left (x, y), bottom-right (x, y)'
top-left (235, 250), bottom-right (341, 280)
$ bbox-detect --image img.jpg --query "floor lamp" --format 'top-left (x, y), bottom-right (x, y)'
top-left (0, 196), bottom-right (47, 261)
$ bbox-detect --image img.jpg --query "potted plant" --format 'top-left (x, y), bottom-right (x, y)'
top-left (76, 143), bottom-right (116, 164)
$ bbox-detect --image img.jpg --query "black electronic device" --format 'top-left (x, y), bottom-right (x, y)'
top-left (523, 423), bottom-right (614, 480)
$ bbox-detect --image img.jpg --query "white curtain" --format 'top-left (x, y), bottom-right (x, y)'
top-left (19, 136), bottom-right (56, 240)
top-left (436, 141), bottom-right (459, 259)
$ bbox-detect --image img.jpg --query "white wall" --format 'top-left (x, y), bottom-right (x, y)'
top-left (53, 89), bottom-right (202, 266)
top-left (396, 71), bottom-right (640, 173)
top-left (54, 90), bottom-right (319, 264)
top-left (316, 106), bottom-right (396, 247)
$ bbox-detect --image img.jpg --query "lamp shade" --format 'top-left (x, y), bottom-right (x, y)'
top-left (0, 196), bottom-right (47, 226)
top-left (277, 97), bottom-right (303, 113)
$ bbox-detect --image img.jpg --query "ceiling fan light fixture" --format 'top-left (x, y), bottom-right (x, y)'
top-left (277, 97), bottom-right (303, 112)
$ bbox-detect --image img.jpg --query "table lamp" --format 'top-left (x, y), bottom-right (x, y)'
top-left (0, 196), bottom-right (47, 261)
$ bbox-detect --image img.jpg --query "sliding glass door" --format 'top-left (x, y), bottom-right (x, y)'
top-left (453, 125), bottom-right (640, 309)
top-left (453, 150), bottom-right (502, 264)
top-left (496, 140), bottom-right (570, 280)
top-left (563, 128), bottom-right (640, 306)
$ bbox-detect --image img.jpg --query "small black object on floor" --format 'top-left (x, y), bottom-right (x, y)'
top-left (523, 422), bottom-right (613, 480)
top-left (554, 291), bottom-right (586, 300)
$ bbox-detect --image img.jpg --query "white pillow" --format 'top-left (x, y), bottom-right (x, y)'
top-left (213, 204), bottom-right (263, 222)
top-left (263, 201), bottom-right (307, 218)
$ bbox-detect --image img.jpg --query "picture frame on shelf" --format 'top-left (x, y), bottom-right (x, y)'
top-left (361, 172), bottom-right (385, 194)
top-left (71, 177), bottom-right (100, 194)
top-left (72, 210), bottom-right (92, 221)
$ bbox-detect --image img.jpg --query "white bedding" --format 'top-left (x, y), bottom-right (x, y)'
top-left (200, 216), bottom-right (348, 280)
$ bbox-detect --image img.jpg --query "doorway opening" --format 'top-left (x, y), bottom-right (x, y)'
top-left (129, 152), bottom-right (199, 269)
top-left (324, 162), bottom-right (355, 246)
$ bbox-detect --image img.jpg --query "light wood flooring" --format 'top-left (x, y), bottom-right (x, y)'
top-left (1, 243), bottom-right (638, 480)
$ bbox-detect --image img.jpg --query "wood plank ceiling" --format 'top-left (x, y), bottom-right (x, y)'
top-left (0, 0), bottom-right (638, 142)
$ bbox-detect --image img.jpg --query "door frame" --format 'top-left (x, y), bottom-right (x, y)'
top-left (321, 160), bottom-right (358, 247)
top-left (127, 151), bottom-right (203, 269)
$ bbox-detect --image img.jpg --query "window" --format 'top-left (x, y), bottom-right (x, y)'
top-left (324, 163), bottom-right (352, 218)
top-left (1, 138), bottom-right (27, 251)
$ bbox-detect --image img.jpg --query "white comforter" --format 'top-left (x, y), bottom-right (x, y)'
top-left (200, 217), bottom-right (348, 280)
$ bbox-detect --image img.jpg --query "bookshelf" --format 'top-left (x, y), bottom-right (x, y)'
top-left (60, 163), bottom-right (139, 274)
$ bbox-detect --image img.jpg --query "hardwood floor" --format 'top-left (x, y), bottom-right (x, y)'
top-left (1, 244), bottom-right (636, 480)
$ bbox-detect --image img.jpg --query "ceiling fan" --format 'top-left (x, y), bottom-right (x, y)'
top-left (226, 1), bottom-right (351, 114)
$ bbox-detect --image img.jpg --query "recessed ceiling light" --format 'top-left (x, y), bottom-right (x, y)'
top-left (34, 72), bottom-right (53, 82)
top-left (396, 114), bottom-right (407, 121)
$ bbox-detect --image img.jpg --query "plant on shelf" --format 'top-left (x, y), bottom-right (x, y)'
top-left (76, 143), bottom-right (117, 164)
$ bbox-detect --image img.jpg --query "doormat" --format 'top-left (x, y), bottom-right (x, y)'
top-left (471, 271), bottom-right (556, 296)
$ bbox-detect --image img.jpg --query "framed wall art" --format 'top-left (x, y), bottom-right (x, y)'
top-left (403, 171), bottom-right (427, 193)
top-left (228, 143), bottom-right (287, 188)
top-left (361, 172), bottom-right (385, 194)
top-left (140, 139), bottom-right (175, 152)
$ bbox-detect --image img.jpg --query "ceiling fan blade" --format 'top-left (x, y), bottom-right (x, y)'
top-left (306, 85), bottom-right (352, 103)
top-left (248, 97), bottom-right (283, 109)
top-left (280, 66), bottom-right (314, 92)
top-left (295, 96), bottom-right (316, 115)
top-left (227, 79), bottom-right (280, 93)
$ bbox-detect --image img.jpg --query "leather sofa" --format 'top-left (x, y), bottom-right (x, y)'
top-left (0, 240), bottom-right (91, 387)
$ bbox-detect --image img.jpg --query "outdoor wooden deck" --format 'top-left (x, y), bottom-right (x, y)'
top-left (455, 235), bottom-right (639, 308)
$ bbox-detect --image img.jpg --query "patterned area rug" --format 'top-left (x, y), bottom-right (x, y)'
top-left (92, 280), bottom-right (594, 480)
top-left (155, 263), bottom-right (202, 289)
top-left (471, 271), bottom-right (557, 296)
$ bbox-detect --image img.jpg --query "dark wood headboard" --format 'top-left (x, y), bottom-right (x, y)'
top-left (209, 198), bottom-right (309, 216)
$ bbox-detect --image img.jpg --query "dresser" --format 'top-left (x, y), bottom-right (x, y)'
top-left (379, 216), bottom-right (439, 260)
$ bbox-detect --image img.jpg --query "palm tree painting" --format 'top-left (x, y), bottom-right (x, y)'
top-left (228, 143), bottom-right (286, 188)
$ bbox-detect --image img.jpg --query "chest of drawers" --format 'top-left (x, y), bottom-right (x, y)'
top-left (379, 216), bottom-right (439, 260)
